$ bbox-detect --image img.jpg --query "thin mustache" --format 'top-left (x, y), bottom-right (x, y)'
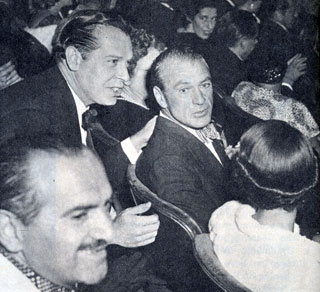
top-left (79, 239), bottom-right (108, 251)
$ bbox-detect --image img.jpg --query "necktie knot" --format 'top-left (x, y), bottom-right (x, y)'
top-left (82, 108), bottom-right (98, 131)
top-left (197, 122), bottom-right (222, 143)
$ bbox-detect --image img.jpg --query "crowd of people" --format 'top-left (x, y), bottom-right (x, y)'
top-left (0, 0), bottom-right (319, 291)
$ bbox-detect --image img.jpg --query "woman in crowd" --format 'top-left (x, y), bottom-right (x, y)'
top-left (174, 0), bottom-right (219, 61)
top-left (209, 120), bottom-right (320, 292)
top-left (232, 58), bottom-right (320, 152)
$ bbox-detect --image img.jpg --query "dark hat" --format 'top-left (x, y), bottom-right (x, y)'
top-left (248, 58), bottom-right (286, 84)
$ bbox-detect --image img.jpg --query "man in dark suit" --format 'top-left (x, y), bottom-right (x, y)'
top-left (136, 48), bottom-right (232, 291)
top-left (0, 9), bottom-right (159, 249)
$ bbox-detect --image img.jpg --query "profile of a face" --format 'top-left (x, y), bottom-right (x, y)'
top-left (73, 25), bottom-right (133, 106)
top-left (193, 7), bottom-right (217, 39)
top-left (20, 150), bottom-right (114, 288)
top-left (155, 57), bottom-right (213, 129)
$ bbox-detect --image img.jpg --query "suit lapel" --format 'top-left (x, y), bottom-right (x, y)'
top-left (156, 117), bottom-right (226, 171)
top-left (48, 67), bottom-right (82, 147)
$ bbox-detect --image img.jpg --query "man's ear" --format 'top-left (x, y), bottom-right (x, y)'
top-left (0, 210), bottom-right (24, 253)
top-left (65, 46), bottom-right (83, 71)
top-left (153, 86), bottom-right (168, 108)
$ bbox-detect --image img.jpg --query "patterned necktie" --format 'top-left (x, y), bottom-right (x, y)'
top-left (197, 122), bottom-right (223, 142)
top-left (196, 122), bottom-right (228, 166)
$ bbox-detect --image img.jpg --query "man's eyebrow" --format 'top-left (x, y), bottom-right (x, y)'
top-left (104, 55), bottom-right (122, 59)
top-left (62, 205), bottom-right (98, 217)
top-left (173, 81), bottom-right (191, 88)
top-left (201, 77), bottom-right (212, 83)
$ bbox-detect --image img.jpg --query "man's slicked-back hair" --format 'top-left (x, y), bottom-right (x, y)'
top-left (52, 9), bottom-right (130, 61)
top-left (149, 47), bottom-right (207, 92)
top-left (0, 135), bottom-right (93, 226)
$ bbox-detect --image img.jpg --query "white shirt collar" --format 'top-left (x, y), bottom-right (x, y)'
top-left (224, 0), bottom-right (235, 7)
top-left (159, 111), bottom-right (223, 164)
top-left (272, 20), bottom-right (288, 32)
top-left (160, 2), bottom-right (174, 10)
top-left (67, 83), bottom-right (88, 145)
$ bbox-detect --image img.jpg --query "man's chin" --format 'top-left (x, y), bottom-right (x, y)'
top-left (80, 264), bottom-right (108, 285)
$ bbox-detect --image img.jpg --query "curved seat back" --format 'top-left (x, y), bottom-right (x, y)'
top-left (127, 163), bottom-right (202, 240)
top-left (194, 234), bottom-right (252, 292)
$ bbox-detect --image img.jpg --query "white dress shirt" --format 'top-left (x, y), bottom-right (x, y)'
top-left (68, 84), bottom-right (141, 164)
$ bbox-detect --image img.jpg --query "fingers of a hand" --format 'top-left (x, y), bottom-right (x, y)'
top-left (129, 236), bottom-right (157, 247)
top-left (130, 214), bottom-right (160, 226)
top-left (0, 62), bottom-right (15, 77)
top-left (123, 202), bottom-right (152, 215)
top-left (287, 54), bottom-right (300, 64)
top-left (5, 71), bottom-right (20, 85)
top-left (0, 60), bottom-right (13, 70)
top-left (136, 230), bottom-right (158, 242)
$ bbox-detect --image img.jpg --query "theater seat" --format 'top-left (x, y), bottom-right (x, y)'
top-left (128, 163), bottom-right (248, 291)
top-left (127, 163), bottom-right (202, 240)
top-left (194, 234), bottom-right (252, 292)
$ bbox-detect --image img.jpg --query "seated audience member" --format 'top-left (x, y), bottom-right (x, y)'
top-left (250, 0), bottom-right (318, 113)
top-left (209, 120), bottom-right (320, 292)
top-left (0, 9), bottom-right (154, 191)
top-left (136, 47), bottom-right (232, 291)
top-left (0, 0), bottom-right (53, 81)
top-left (232, 59), bottom-right (320, 150)
top-left (87, 28), bottom-right (163, 207)
top-left (28, 0), bottom-right (75, 28)
top-left (207, 10), bottom-right (259, 95)
top-left (118, 0), bottom-right (187, 46)
top-left (174, 0), bottom-right (218, 61)
top-left (0, 136), bottom-right (161, 292)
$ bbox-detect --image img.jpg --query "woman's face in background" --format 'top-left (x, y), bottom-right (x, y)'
top-left (193, 7), bottom-right (217, 39)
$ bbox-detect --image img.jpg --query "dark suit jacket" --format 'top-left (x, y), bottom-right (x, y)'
top-left (250, 20), bottom-right (300, 64)
top-left (0, 66), bottom-right (129, 188)
top-left (137, 117), bottom-right (230, 231)
top-left (207, 45), bottom-right (249, 96)
top-left (136, 117), bottom-right (231, 291)
top-left (91, 100), bottom-right (156, 142)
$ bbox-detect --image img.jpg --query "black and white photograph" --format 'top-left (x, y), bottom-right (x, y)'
top-left (0, 0), bottom-right (319, 291)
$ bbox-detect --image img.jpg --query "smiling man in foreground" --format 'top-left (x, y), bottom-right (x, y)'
top-left (0, 141), bottom-right (116, 291)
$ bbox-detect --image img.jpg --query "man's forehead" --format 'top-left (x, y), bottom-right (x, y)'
top-left (159, 57), bottom-right (209, 84)
top-left (94, 25), bottom-right (132, 55)
top-left (28, 150), bottom-right (112, 208)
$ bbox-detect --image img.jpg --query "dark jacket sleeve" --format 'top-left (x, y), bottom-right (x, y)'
top-left (91, 135), bottom-right (130, 190)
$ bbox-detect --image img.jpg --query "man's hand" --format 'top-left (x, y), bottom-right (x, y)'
top-left (130, 116), bottom-right (157, 152)
top-left (283, 54), bottom-right (307, 87)
top-left (111, 202), bottom-right (160, 248)
top-left (0, 61), bottom-right (23, 90)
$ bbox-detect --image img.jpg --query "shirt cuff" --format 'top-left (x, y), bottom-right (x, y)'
top-left (121, 138), bottom-right (142, 164)
top-left (282, 82), bottom-right (293, 91)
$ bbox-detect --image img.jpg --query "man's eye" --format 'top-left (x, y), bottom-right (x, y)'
top-left (108, 59), bottom-right (119, 65)
top-left (72, 212), bottom-right (88, 220)
top-left (179, 88), bottom-right (189, 93)
top-left (105, 202), bottom-right (112, 213)
top-left (201, 82), bottom-right (212, 88)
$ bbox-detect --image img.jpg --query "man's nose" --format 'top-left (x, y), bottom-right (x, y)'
top-left (89, 211), bottom-right (113, 242)
top-left (117, 64), bottom-right (130, 85)
top-left (193, 88), bottom-right (205, 104)
top-left (207, 20), bottom-right (214, 30)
